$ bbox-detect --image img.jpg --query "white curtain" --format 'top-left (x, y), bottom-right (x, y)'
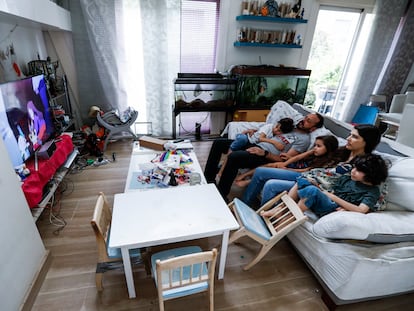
top-left (79, 0), bottom-right (180, 137)
top-left (138, 0), bottom-right (180, 137)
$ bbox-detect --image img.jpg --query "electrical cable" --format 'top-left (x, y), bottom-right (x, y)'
top-left (178, 112), bottom-right (210, 135)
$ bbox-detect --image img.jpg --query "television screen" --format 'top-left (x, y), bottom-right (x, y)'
top-left (0, 75), bottom-right (55, 168)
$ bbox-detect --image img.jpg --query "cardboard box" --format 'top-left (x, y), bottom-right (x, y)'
top-left (138, 136), bottom-right (166, 151)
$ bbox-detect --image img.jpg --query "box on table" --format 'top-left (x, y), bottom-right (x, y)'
top-left (138, 136), bottom-right (166, 151)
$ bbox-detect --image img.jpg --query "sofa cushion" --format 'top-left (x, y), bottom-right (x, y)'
top-left (266, 100), bottom-right (303, 124)
top-left (308, 126), bottom-right (348, 151)
top-left (384, 157), bottom-right (414, 211)
top-left (312, 210), bottom-right (414, 243)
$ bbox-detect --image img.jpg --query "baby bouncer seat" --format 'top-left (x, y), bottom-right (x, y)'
top-left (97, 107), bottom-right (138, 151)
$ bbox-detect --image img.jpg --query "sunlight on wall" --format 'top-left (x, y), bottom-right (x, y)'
top-left (122, 3), bottom-right (146, 124)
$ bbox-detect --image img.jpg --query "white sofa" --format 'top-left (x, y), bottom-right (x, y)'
top-left (223, 101), bottom-right (414, 306)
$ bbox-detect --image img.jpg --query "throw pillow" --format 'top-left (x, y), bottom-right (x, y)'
top-left (266, 100), bottom-right (303, 125)
top-left (312, 210), bottom-right (414, 243)
top-left (383, 157), bottom-right (414, 212)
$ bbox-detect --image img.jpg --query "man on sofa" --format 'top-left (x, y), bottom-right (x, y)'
top-left (205, 112), bottom-right (324, 201)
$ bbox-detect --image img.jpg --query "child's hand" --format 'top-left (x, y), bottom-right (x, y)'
top-left (280, 153), bottom-right (291, 161)
top-left (273, 162), bottom-right (286, 168)
top-left (243, 129), bottom-right (257, 136)
top-left (263, 162), bottom-right (280, 168)
top-left (306, 178), bottom-right (320, 188)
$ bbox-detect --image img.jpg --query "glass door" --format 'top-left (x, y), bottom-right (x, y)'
top-left (305, 6), bottom-right (373, 120)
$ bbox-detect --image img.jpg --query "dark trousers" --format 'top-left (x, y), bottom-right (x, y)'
top-left (217, 150), bottom-right (269, 199)
top-left (203, 138), bottom-right (233, 183)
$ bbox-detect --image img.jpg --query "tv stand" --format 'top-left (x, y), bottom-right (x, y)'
top-left (20, 134), bottom-right (76, 221)
top-left (31, 148), bottom-right (79, 221)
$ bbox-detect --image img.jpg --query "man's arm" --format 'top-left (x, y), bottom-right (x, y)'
top-left (259, 136), bottom-right (285, 150)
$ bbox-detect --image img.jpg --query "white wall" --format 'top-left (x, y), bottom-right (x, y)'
top-left (0, 22), bottom-right (49, 82)
top-left (0, 0), bottom-right (72, 82)
top-left (0, 1), bottom-right (70, 309)
top-left (216, 0), bottom-right (376, 71)
top-left (0, 136), bottom-right (47, 311)
top-left (216, 0), bottom-right (312, 71)
top-left (0, 0), bottom-right (71, 31)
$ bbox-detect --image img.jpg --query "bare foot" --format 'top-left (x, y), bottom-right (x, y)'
top-left (261, 206), bottom-right (285, 218)
top-left (234, 179), bottom-right (251, 188)
top-left (260, 209), bottom-right (277, 217)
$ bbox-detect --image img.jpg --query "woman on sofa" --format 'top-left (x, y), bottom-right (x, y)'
top-left (242, 124), bottom-right (381, 206)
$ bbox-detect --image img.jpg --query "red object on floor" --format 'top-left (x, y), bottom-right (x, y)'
top-left (22, 134), bottom-right (74, 208)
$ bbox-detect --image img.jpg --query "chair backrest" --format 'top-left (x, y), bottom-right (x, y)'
top-left (155, 248), bottom-right (217, 309)
top-left (396, 103), bottom-right (414, 148)
top-left (351, 104), bottom-right (379, 125)
top-left (389, 94), bottom-right (407, 114)
top-left (369, 94), bottom-right (386, 111)
top-left (263, 193), bottom-right (308, 235)
top-left (91, 192), bottom-right (113, 262)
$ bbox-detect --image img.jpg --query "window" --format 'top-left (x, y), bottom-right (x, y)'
top-left (180, 0), bottom-right (220, 73)
top-left (305, 6), bottom-right (373, 120)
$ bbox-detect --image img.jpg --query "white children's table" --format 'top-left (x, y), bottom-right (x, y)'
top-left (109, 183), bottom-right (239, 299)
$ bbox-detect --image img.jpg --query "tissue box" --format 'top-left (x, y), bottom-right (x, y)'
top-left (138, 136), bottom-right (166, 151)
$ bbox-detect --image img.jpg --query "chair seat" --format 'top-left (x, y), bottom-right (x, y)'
top-left (107, 245), bottom-right (141, 260)
top-left (107, 230), bottom-right (141, 260)
top-left (233, 198), bottom-right (271, 241)
top-left (151, 246), bottom-right (208, 300)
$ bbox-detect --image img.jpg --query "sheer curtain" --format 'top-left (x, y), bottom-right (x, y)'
top-left (79, 0), bottom-right (180, 136)
top-left (137, 0), bottom-right (180, 136)
top-left (79, 0), bottom-right (127, 113)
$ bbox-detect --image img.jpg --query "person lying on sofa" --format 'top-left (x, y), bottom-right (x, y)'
top-left (242, 124), bottom-right (382, 206)
top-left (261, 153), bottom-right (388, 218)
top-left (210, 113), bottom-right (324, 201)
top-left (216, 117), bottom-right (295, 179)
top-left (233, 135), bottom-right (339, 188)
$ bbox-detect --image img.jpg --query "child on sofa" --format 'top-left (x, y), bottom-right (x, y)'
top-left (262, 154), bottom-right (388, 218)
top-left (216, 118), bottom-right (294, 178)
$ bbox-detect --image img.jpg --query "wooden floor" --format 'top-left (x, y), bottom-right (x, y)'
top-left (32, 139), bottom-right (414, 311)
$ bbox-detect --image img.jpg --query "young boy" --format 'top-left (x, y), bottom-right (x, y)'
top-left (216, 118), bottom-right (294, 178)
top-left (230, 117), bottom-right (294, 152)
top-left (262, 154), bottom-right (388, 218)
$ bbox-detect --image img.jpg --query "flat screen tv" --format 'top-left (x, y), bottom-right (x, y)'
top-left (0, 75), bottom-right (55, 168)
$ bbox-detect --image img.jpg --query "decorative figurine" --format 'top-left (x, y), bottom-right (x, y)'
top-left (262, 0), bottom-right (279, 17)
top-left (287, 0), bottom-right (301, 18)
top-left (168, 169), bottom-right (178, 186)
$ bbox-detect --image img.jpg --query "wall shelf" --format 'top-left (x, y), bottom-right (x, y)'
top-left (234, 42), bottom-right (302, 48)
top-left (236, 15), bottom-right (308, 24)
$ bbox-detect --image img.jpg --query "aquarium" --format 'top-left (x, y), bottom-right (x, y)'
top-left (174, 73), bottom-right (236, 112)
top-left (231, 65), bottom-right (311, 108)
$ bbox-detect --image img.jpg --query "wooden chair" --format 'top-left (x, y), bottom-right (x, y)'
top-left (228, 191), bottom-right (307, 270)
top-left (90, 192), bottom-right (146, 291)
top-left (151, 246), bottom-right (218, 311)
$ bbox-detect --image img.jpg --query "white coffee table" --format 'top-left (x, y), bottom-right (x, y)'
top-left (109, 183), bottom-right (239, 298)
